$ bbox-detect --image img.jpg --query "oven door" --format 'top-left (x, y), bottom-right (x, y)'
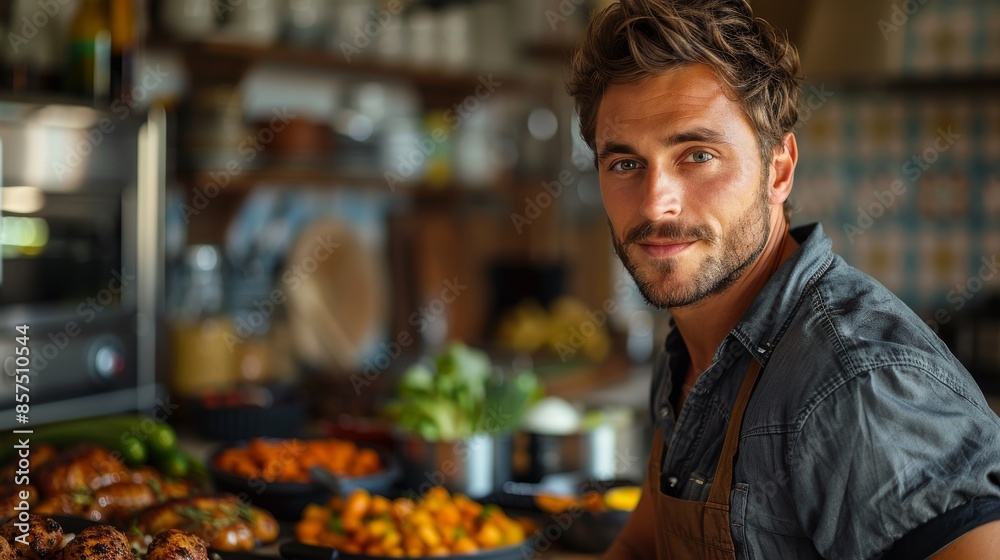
top-left (0, 101), bottom-right (162, 427)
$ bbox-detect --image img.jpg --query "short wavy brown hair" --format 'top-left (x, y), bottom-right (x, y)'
top-left (568, 0), bottom-right (802, 181)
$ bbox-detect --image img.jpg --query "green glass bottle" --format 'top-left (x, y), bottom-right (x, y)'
top-left (68, 0), bottom-right (112, 103)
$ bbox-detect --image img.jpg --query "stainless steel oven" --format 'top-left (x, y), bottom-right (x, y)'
top-left (0, 99), bottom-right (165, 427)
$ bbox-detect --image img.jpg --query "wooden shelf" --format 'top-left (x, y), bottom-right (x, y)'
top-left (807, 73), bottom-right (1000, 94)
top-left (151, 37), bottom-right (532, 106)
top-left (179, 166), bottom-right (539, 204)
top-left (184, 167), bottom-right (387, 191)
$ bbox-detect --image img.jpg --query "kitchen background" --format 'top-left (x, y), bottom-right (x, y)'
top-left (0, 0), bottom-right (997, 555)
top-left (0, 0), bottom-right (1000, 558)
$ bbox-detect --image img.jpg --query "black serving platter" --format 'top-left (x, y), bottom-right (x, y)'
top-left (278, 535), bottom-right (540, 560)
top-left (208, 439), bottom-right (401, 520)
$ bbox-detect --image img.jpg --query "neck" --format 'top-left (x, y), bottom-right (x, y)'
top-left (671, 212), bottom-right (798, 375)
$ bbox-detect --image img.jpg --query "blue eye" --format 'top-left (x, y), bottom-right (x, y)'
top-left (611, 159), bottom-right (640, 172)
top-left (686, 151), bottom-right (714, 163)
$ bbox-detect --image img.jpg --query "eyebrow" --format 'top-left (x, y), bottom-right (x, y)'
top-left (596, 126), bottom-right (730, 163)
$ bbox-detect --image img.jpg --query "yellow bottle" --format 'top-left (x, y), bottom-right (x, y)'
top-left (109, 0), bottom-right (136, 102)
top-left (68, 0), bottom-right (112, 103)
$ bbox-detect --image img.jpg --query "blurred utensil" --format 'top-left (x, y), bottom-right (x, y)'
top-left (284, 219), bottom-right (384, 373)
top-left (308, 465), bottom-right (343, 496)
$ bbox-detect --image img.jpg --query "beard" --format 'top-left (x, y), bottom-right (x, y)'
top-left (611, 178), bottom-right (772, 310)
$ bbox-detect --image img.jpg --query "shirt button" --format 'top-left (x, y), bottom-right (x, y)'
top-left (667, 476), bottom-right (678, 488)
top-left (660, 407), bottom-right (670, 419)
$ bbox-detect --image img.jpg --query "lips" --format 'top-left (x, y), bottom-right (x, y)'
top-left (636, 239), bottom-right (696, 258)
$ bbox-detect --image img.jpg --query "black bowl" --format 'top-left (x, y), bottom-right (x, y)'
top-left (279, 534), bottom-right (540, 560)
top-left (485, 477), bottom-right (639, 554)
top-left (208, 439), bottom-right (400, 520)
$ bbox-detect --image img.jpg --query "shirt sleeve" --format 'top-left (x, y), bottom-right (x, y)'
top-left (788, 362), bottom-right (1000, 560)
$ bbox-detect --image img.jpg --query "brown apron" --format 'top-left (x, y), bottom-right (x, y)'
top-left (646, 359), bottom-right (764, 559)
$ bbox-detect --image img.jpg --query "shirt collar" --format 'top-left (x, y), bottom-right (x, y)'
top-left (728, 222), bottom-right (835, 365)
top-left (662, 222), bottom-right (836, 367)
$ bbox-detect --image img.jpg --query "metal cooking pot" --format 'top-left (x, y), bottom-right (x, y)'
top-left (394, 432), bottom-right (513, 499)
top-left (514, 421), bottom-right (650, 483)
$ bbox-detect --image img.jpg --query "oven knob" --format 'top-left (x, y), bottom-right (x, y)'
top-left (92, 344), bottom-right (125, 381)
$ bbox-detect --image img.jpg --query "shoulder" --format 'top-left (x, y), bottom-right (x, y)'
top-left (754, 254), bottom-right (991, 434)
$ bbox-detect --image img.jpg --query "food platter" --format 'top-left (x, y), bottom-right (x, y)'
top-left (208, 438), bottom-right (401, 519)
top-left (47, 515), bottom-right (273, 560)
top-left (278, 536), bottom-right (540, 560)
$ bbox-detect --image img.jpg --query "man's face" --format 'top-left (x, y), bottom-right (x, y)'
top-left (596, 64), bottom-right (773, 309)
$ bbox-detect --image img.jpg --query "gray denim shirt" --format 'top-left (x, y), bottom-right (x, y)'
top-left (652, 223), bottom-right (1000, 559)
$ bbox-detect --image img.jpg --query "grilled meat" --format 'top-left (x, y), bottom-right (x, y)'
top-left (35, 445), bottom-right (128, 496)
top-left (126, 466), bottom-right (164, 486)
top-left (0, 514), bottom-right (63, 560)
top-left (146, 529), bottom-right (209, 560)
top-left (0, 537), bottom-right (15, 560)
top-left (0, 445), bottom-right (56, 486)
top-left (59, 525), bottom-right (131, 560)
top-left (133, 495), bottom-right (277, 552)
top-left (0, 485), bottom-right (37, 519)
top-left (87, 482), bottom-right (159, 525)
top-left (249, 507), bottom-right (279, 544)
top-left (33, 494), bottom-right (85, 519)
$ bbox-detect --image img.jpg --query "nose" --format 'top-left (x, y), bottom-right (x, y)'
top-left (639, 166), bottom-right (682, 222)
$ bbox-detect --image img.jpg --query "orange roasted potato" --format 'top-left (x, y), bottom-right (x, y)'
top-left (295, 487), bottom-right (535, 557)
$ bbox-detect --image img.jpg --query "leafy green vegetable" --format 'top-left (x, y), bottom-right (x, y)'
top-left (387, 343), bottom-right (542, 441)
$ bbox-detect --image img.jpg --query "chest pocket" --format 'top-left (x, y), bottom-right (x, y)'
top-left (679, 472), bottom-right (715, 501)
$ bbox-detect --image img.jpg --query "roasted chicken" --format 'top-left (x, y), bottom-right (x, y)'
top-left (88, 482), bottom-right (160, 525)
top-left (133, 494), bottom-right (279, 553)
top-left (0, 513), bottom-right (63, 560)
top-left (28, 447), bottom-right (193, 526)
top-left (0, 514), bottom-right (217, 560)
top-left (59, 524), bottom-right (132, 560)
top-left (0, 484), bottom-right (37, 519)
top-left (0, 444), bottom-right (56, 486)
top-left (145, 529), bottom-right (209, 560)
top-left (0, 444), bottom-right (277, 555)
top-left (35, 445), bottom-right (129, 496)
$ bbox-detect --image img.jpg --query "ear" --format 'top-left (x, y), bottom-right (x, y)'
top-left (768, 132), bottom-right (797, 206)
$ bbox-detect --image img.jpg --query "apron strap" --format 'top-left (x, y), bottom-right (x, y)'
top-left (706, 358), bottom-right (764, 505)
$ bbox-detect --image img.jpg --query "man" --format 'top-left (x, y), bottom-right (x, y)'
top-left (566, 0), bottom-right (1000, 558)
